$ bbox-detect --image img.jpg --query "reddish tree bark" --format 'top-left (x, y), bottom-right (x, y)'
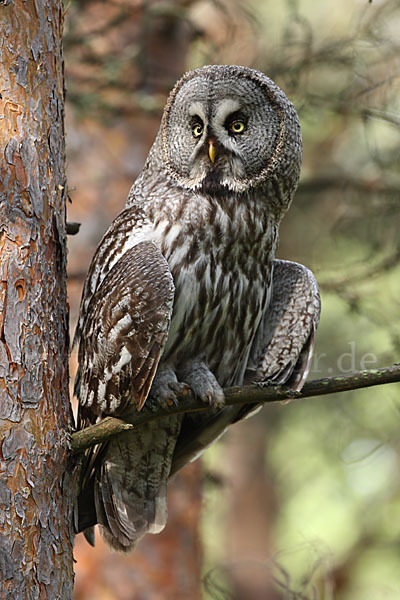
top-left (0, 1), bottom-right (74, 597)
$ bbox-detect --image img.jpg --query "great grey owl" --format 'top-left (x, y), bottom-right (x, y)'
top-left (75, 64), bottom-right (320, 552)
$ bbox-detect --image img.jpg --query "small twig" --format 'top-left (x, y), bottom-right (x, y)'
top-left (72, 417), bottom-right (134, 452)
top-left (71, 363), bottom-right (400, 454)
top-left (319, 247), bottom-right (400, 291)
top-left (66, 222), bottom-right (81, 235)
top-left (298, 176), bottom-right (400, 197)
top-left (67, 270), bottom-right (86, 282)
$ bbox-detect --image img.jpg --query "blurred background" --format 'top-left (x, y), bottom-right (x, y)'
top-left (64, 0), bottom-right (400, 598)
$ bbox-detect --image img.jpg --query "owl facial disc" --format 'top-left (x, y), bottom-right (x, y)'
top-left (160, 65), bottom-right (302, 196)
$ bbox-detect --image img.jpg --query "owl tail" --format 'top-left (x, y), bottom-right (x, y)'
top-left (93, 416), bottom-right (182, 552)
top-left (95, 460), bottom-right (168, 552)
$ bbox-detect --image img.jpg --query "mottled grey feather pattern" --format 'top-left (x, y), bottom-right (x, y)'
top-left (95, 414), bottom-right (183, 549)
top-left (246, 259), bottom-right (321, 389)
top-left (75, 65), bottom-right (320, 552)
top-left (75, 236), bottom-right (174, 417)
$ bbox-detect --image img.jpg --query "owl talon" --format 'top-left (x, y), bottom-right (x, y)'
top-left (165, 382), bottom-right (191, 407)
top-left (150, 369), bottom-right (190, 408)
top-left (177, 359), bottom-right (225, 409)
top-left (199, 388), bottom-right (225, 409)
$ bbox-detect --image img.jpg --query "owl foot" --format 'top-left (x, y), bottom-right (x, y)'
top-left (177, 359), bottom-right (225, 409)
top-left (150, 367), bottom-right (190, 408)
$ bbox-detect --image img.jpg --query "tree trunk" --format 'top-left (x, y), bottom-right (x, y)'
top-left (224, 417), bottom-right (283, 600)
top-left (0, 1), bottom-right (74, 597)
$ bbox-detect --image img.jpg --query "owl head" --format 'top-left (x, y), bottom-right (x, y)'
top-left (160, 65), bottom-right (302, 196)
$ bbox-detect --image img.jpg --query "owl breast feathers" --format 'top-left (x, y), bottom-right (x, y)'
top-left (75, 65), bottom-right (320, 552)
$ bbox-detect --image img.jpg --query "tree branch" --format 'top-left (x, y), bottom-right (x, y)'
top-left (66, 221), bottom-right (81, 235)
top-left (319, 246), bottom-right (400, 291)
top-left (71, 363), bottom-right (400, 454)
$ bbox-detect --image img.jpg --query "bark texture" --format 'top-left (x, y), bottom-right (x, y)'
top-left (0, 1), bottom-right (74, 598)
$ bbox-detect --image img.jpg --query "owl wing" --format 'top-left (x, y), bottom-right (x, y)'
top-left (169, 259), bottom-right (320, 476)
top-left (75, 240), bottom-right (175, 424)
top-left (75, 239), bottom-right (176, 549)
top-left (244, 259), bottom-right (321, 390)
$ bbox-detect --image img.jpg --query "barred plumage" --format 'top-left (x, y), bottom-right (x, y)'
top-left (75, 65), bottom-right (320, 552)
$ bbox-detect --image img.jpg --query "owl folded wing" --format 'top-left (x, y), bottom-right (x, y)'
top-left (75, 240), bottom-right (175, 425)
top-left (75, 240), bottom-right (175, 541)
top-left (244, 259), bottom-right (321, 389)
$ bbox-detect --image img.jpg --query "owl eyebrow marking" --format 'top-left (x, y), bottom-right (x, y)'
top-left (214, 98), bottom-right (241, 127)
top-left (188, 101), bottom-right (206, 122)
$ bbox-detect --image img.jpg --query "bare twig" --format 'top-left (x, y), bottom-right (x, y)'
top-left (66, 222), bottom-right (81, 235)
top-left (71, 417), bottom-right (134, 452)
top-left (319, 247), bottom-right (400, 291)
top-left (298, 176), bottom-right (400, 197)
top-left (71, 363), bottom-right (400, 454)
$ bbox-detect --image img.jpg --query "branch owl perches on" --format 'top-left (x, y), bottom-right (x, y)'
top-left (74, 65), bottom-right (321, 552)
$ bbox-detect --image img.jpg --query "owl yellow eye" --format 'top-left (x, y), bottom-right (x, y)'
top-left (192, 123), bottom-right (204, 138)
top-left (230, 120), bottom-right (246, 134)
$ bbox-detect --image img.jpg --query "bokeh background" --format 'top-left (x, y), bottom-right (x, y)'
top-left (64, 1), bottom-right (400, 598)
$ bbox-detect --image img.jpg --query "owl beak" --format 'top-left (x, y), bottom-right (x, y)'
top-left (208, 139), bottom-right (216, 163)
